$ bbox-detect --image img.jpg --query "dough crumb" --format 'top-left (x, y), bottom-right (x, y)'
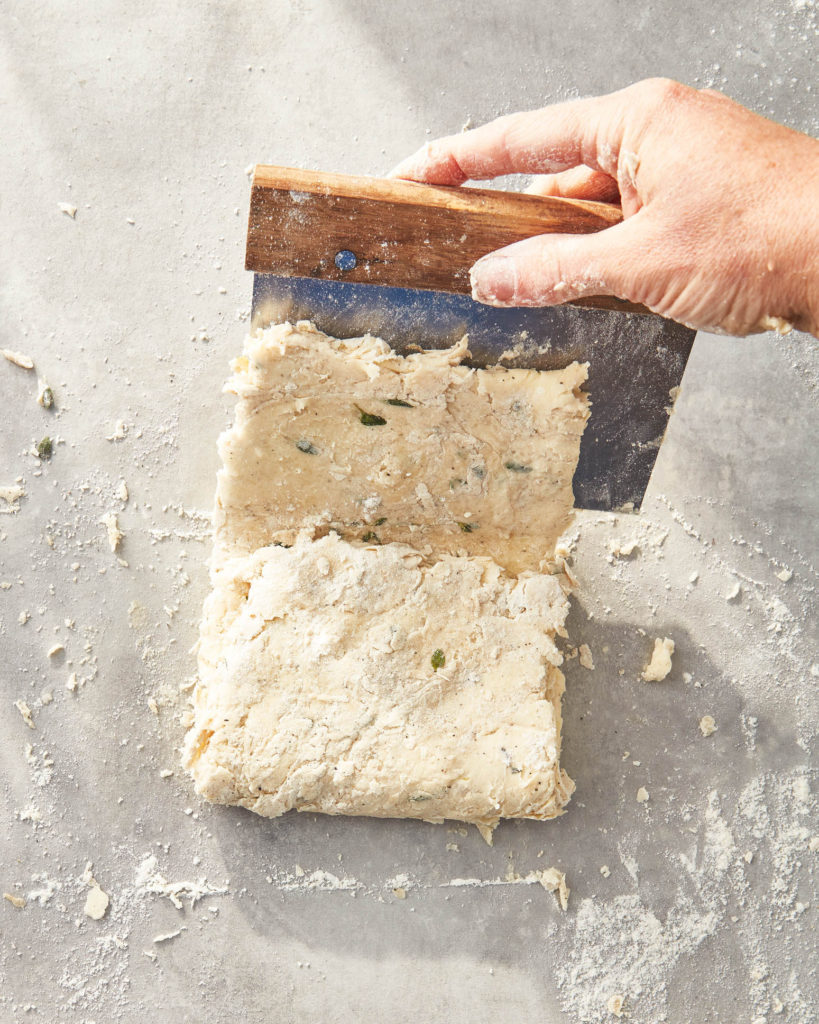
top-left (757, 314), bottom-right (793, 335)
top-left (699, 715), bottom-right (718, 737)
top-left (600, 864), bottom-right (611, 878)
top-left (776, 567), bottom-right (793, 582)
top-left (392, 887), bottom-right (407, 900)
top-left (66, 672), bottom-right (79, 692)
top-left (100, 512), bottom-right (123, 552)
top-left (536, 867), bottom-right (569, 910)
top-left (607, 993), bottom-right (626, 1017)
top-left (2, 348), bottom-right (35, 370)
top-left (641, 637), bottom-right (675, 682)
top-left (18, 610), bottom-right (30, 625)
top-left (3, 892), bottom-right (26, 909)
top-left (636, 787), bottom-right (650, 803)
top-left (476, 823), bottom-right (495, 847)
top-left (117, 480), bottom-right (130, 503)
top-left (0, 486), bottom-right (26, 513)
top-left (84, 885), bottom-right (110, 920)
top-left (37, 382), bottom-right (54, 408)
top-left (14, 700), bottom-right (35, 729)
top-left (578, 643), bottom-right (595, 670)
top-left (106, 420), bottom-right (128, 441)
top-left (47, 643), bottom-right (64, 658)
top-left (725, 581), bottom-right (742, 602)
top-left (608, 538), bottom-right (639, 558)
top-left (58, 202), bottom-right (78, 218)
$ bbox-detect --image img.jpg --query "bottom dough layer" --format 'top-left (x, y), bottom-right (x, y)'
top-left (185, 533), bottom-right (574, 835)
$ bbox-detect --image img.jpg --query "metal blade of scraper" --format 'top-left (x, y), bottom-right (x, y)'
top-left (245, 166), bottom-right (696, 512)
top-left (250, 274), bottom-right (694, 512)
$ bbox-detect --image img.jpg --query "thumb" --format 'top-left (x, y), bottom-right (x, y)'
top-left (470, 217), bottom-right (649, 308)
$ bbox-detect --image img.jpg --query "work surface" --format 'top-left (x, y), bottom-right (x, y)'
top-left (1, 3), bottom-right (817, 1022)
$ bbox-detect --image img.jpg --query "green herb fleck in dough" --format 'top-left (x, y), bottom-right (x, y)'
top-left (374, 516), bottom-right (387, 526)
top-left (361, 531), bottom-right (382, 544)
top-left (471, 466), bottom-right (486, 479)
top-left (431, 648), bottom-right (445, 671)
top-left (295, 439), bottom-right (318, 455)
top-left (410, 793), bottom-right (433, 803)
top-left (40, 387), bottom-right (54, 409)
top-left (37, 437), bottom-right (53, 460)
top-left (385, 398), bottom-right (414, 408)
top-left (457, 521), bottom-right (477, 533)
top-left (504, 460), bottom-right (532, 473)
top-left (355, 405), bottom-right (387, 427)
top-left (449, 478), bottom-right (466, 490)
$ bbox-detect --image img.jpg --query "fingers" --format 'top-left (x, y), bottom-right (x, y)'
top-left (389, 93), bottom-right (628, 185)
top-left (525, 167), bottom-right (620, 203)
top-left (469, 217), bottom-right (649, 308)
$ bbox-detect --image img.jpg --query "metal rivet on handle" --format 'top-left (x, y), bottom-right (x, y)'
top-left (334, 249), bottom-right (357, 271)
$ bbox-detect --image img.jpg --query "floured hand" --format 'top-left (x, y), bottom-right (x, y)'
top-left (390, 79), bottom-right (819, 338)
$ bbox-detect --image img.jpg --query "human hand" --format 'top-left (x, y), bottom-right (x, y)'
top-left (390, 79), bottom-right (819, 338)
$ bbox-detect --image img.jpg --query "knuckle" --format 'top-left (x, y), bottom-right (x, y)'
top-left (639, 77), bottom-right (690, 110)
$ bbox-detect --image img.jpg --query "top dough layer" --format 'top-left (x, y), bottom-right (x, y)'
top-left (214, 321), bottom-right (589, 575)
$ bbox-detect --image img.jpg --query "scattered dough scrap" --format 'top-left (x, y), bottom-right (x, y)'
top-left (536, 866), bottom-right (570, 910)
top-left (1, 349), bottom-right (34, 370)
top-left (607, 993), bottom-right (626, 1017)
top-left (608, 537), bottom-right (638, 558)
top-left (3, 892), bottom-right (26, 909)
top-left (636, 787), bottom-right (650, 803)
top-left (37, 382), bottom-right (54, 408)
top-left (578, 643), bottom-right (595, 670)
top-left (100, 512), bottom-right (123, 552)
top-left (59, 202), bottom-right (77, 218)
top-left (14, 700), bottom-right (35, 729)
top-left (84, 885), bottom-right (109, 920)
top-left (699, 715), bottom-right (718, 737)
top-left (0, 485), bottom-right (26, 510)
top-left (106, 420), bottom-right (128, 441)
top-left (185, 323), bottom-right (590, 836)
top-left (641, 637), bottom-right (675, 682)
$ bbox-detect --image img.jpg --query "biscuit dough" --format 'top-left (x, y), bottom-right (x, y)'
top-left (185, 323), bottom-right (590, 836)
top-left (213, 321), bottom-right (589, 575)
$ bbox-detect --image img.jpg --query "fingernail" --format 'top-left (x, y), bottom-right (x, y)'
top-left (470, 256), bottom-right (517, 305)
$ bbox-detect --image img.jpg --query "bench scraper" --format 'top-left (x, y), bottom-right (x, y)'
top-left (245, 165), bottom-right (695, 511)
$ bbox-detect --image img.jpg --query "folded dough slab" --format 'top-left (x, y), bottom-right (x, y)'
top-left (185, 322), bottom-right (590, 838)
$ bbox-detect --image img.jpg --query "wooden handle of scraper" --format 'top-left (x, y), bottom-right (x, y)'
top-left (246, 165), bottom-right (646, 314)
